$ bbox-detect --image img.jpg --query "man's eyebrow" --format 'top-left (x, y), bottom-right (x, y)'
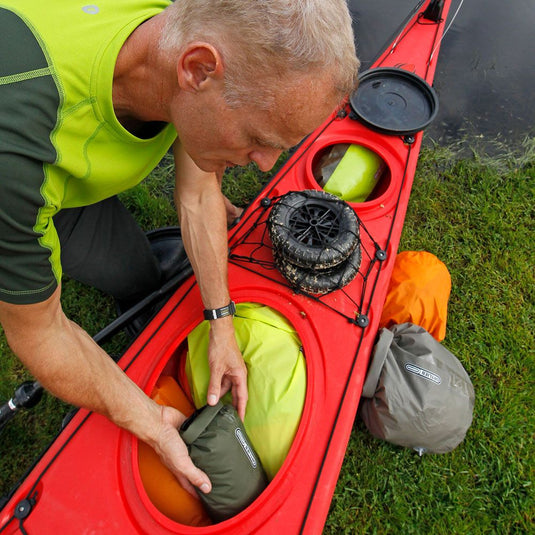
top-left (255, 136), bottom-right (288, 151)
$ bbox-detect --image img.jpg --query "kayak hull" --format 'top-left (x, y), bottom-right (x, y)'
top-left (0, 2), bottom-right (451, 532)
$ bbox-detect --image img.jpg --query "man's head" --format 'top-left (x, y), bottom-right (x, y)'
top-left (160, 0), bottom-right (359, 172)
top-left (161, 0), bottom-right (359, 109)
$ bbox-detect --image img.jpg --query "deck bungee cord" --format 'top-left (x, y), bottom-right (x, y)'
top-left (227, 135), bottom-right (414, 328)
top-left (428, 0), bottom-right (465, 64)
top-left (375, 0), bottom-right (464, 79)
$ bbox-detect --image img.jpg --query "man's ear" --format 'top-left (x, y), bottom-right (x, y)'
top-left (176, 43), bottom-right (224, 93)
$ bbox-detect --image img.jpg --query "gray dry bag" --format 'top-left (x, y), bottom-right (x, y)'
top-left (361, 323), bottom-right (475, 455)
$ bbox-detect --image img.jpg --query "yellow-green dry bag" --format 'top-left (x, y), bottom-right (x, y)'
top-left (322, 144), bottom-right (384, 202)
top-left (186, 303), bottom-right (306, 480)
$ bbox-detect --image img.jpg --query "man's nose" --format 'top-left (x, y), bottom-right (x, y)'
top-left (249, 148), bottom-right (283, 172)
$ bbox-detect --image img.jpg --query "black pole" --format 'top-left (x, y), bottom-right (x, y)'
top-left (93, 264), bottom-right (192, 346)
top-left (0, 381), bottom-right (43, 432)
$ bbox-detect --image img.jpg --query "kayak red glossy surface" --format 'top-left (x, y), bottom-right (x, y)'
top-left (0, 2), bottom-right (451, 533)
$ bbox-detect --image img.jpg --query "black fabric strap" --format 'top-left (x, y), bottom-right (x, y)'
top-left (203, 301), bottom-right (236, 321)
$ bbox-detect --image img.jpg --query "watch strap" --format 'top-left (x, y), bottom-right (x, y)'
top-left (203, 300), bottom-right (236, 321)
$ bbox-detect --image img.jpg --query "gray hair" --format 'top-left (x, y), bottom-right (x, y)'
top-left (160, 0), bottom-right (359, 108)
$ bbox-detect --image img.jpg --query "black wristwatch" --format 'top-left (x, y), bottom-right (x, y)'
top-left (203, 300), bottom-right (236, 321)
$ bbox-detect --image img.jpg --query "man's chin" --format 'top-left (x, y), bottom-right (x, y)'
top-left (194, 158), bottom-right (227, 174)
top-left (190, 159), bottom-right (216, 173)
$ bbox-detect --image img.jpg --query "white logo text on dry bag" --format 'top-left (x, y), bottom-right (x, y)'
top-left (405, 363), bottom-right (442, 385)
top-left (235, 428), bottom-right (258, 468)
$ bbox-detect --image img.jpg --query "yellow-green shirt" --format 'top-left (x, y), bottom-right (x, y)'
top-left (0, 0), bottom-right (176, 304)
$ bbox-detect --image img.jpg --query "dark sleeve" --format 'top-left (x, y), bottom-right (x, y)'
top-left (0, 7), bottom-right (62, 304)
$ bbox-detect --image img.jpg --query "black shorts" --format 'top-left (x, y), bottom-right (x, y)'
top-left (54, 197), bottom-right (162, 302)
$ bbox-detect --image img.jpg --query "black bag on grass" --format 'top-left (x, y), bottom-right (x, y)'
top-left (180, 402), bottom-right (268, 522)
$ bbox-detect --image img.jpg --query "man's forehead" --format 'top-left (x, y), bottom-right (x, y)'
top-left (254, 116), bottom-right (315, 151)
top-left (281, 71), bottom-right (337, 113)
top-left (274, 92), bottom-right (338, 143)
top-left (246, 71), bottom-right (338, 148)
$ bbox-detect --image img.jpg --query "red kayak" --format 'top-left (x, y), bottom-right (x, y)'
top-left (0, 1), bottom-right (452, 533)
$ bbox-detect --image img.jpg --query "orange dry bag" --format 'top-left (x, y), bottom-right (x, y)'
top-left (138, 376), bottom-right (212, 526)
top-left (379, 251), bottom-right (451, 341)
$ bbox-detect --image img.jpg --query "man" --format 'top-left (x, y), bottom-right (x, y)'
top-left (0, 0), bottom-right (359, 494)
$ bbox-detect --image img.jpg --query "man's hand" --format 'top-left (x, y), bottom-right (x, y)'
top-left (222, 195), bottom-right (243, 227)
top-left (206, 317), bottom-right (248, 421)
top-left (149, 404), bottom-right (212, 496)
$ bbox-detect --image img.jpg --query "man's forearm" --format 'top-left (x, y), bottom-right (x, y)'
top-left (173, 141), bottom-right (248, 418)
top-left (0, 286), bottom-right (161, 442)
top-left (173, 142), bottom-right (231, 310)
top-left (0, 286), bottom-right (212, 492)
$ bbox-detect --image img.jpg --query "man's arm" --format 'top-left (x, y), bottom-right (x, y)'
top-left (0, 286), bottom-right (211, 496)
top-left (173, 140), bottom-right (248, 420)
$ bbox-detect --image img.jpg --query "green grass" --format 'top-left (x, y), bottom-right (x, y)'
top-left (1, 142), bottom-right (533, 533)
top-left (325, 140), bottom-right (535, 534)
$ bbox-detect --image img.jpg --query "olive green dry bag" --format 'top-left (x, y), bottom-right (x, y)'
top-left (179, 402), bottom-right (268, 522)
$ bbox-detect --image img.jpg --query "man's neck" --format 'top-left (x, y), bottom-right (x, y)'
top-left (112, 12), bottom-right (174, 127)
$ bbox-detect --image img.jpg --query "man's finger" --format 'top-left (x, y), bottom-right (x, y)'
top-left (177, 466), bottom-right (212, 497)
top-left (168, 442), bottom-right (212, 494)
top-left (219, 376), bottom-right (232, 398)
top-left (177, 475), bottom-right (200, 498)
top-left (157, 406), bottom-right (212, 495)
top-left (232, 380), bottom-right (248, 421)
top-left (207, 372), bottom-right (222, 406)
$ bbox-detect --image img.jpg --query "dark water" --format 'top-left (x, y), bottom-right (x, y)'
top-left (349, 0), bottom-right (535, 150)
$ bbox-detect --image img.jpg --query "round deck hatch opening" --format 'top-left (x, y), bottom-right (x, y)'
top-left (312, 143), bottom-right (389, 203)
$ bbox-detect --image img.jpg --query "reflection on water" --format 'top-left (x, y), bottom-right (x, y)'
top-left (349, 0), bottom-right (535, 149)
